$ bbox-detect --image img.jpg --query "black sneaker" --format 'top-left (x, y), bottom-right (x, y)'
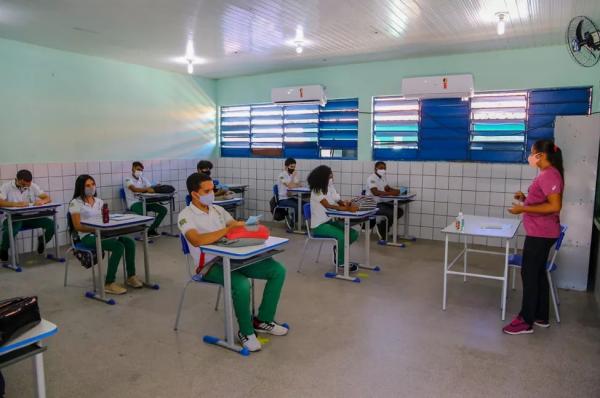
top-left (37, 236), bottom-right (45, 254)
top-left (0, 249), bottom-right (7, 262)
top-left (337, 263), bottom-right (358, 273)
top-left (148, 230), bottom-right (161, 238)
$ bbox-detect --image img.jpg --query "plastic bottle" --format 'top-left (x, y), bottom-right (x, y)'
top-left (102, 203), bottom-right (110, 224)
top-left (455, 212), bottom-right (464, 231)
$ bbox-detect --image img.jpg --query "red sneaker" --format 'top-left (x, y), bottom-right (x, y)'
top-left (503, 316), bottom-right (533, 335)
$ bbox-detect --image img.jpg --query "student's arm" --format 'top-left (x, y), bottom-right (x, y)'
top-left (34, 186), bottom-right (51, 205)
top-left (184, 220), bottom-right (246, 247)
top-left (70, 212), bottom-right (96, 234)
top-left (0, 199), bottom-right (28, 207)
top-left (384, 185), bottom-right (400, 195)
top-left (369, 187), bottom-right (393, 197)
top-left (320, 198), bottom-right (357, 212)
top-left (509, 193), bottom-right (562, 215)
top-left (128, 185), bottom-right (154, 193)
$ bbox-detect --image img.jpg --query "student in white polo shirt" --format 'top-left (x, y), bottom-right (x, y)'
top-left (178, 172), bottom-right (288, 352)
top-left (0, 169), bottom-right (54, 262)
top-left (276, 157), bottom-right (306, 229)
top-left (69, 174), bottom-right (143, 295)
top-left (365, 161), bottom-right (403, 240)
top-left (124, 161), bottom-right (167, 238)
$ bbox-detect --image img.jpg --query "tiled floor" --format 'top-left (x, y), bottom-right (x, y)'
top-left (1, 223), bottom-right (599, 398)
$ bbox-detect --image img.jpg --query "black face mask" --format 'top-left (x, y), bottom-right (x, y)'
top-left (201, 169), bottom-right (211, 176)
top-left (287, 168), bottom-right (295, 174)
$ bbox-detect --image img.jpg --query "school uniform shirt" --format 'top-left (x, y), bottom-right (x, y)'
top-left (124, 175), bottom-right (153, 209)
top-left (523, 167), bottom-right (564, 239)
top-left (365, 173), bottom-right (392, 203)
top-left (177, 204), bottom-right (233, 273)
top-left (0, 180), bottom-right (45, 204)
top-left (277, 171), bottom-right (300, 201)
top-left (328, 182), bottom-right (341, 203)
top-left (310, 189), bottom-right (338, 229)
top-left (68, 197), bottom-right (104, 239)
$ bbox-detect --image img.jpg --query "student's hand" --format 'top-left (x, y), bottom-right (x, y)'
top-left (228, 221), bottom-right (246, 229)
top-left (508, 205), bottom-right (524, 215)
top-left (147, 188), bottom-right (155, 193)
top-left (15, 201), bottom-right (28, 207)
top-left (33, 199), bottom-right (44, 206)
top-left (390, 188), bottom-right (400, 196)
top-left (344, 203), bottom-right (359, 212)
top-left (514, 191), bottom-right (526, 202)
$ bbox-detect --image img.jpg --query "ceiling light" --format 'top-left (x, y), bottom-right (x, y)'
top-left (295, 45), bottom-right (303, 54)
top-left (187, 60), bottom-right (194, 74)
top-left (496, 12), bottom-right (507, 35)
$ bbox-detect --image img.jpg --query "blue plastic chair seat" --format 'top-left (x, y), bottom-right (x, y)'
top-left (508, 253), bottom-right (557, 272)
top-left (73, 242), bottom-right (94, 252)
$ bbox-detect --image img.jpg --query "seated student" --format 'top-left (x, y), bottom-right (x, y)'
top-left (178, 173), bottom-right (288, 352)
top-left (365, 161), bottom-right (404, 239)
top-left (69, 174), bottom-right (143, 295)
top-left (197, 160), bottom-right (229, 198)
top-left (276, 157), bottom-right (307, 228)
top-left (0, 169), bottom-right (54, 262)
top-left (307, 165), bottom-right (359, 271)
top-left (124, 161), bottom-right (167, 238)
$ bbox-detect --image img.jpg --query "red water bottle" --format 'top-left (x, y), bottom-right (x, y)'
top-left (102, 203), bottom-right (110, 224)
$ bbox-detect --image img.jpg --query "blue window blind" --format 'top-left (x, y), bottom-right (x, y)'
top-left (527, 87), bottom-right (592, 152)
top-left (469, 91), bottom-right (528, 163)
top-left (220, 106), bottom-right (251, 157)
top-left (420, 98), bottom-right (470, 161)
top-left (250, 105), bottom-right (284, 157)
top-left (372, 96), bottom-right (420, 160)
top-left (283, 104), bottom-right (320, 159)
top-left (319, 98), bottom-right (359, 159)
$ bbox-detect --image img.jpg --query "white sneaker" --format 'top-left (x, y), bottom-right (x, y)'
top-left (238, 332), bottom-right (261, 352)
top-left (254, 319), bottom-right (289, 336)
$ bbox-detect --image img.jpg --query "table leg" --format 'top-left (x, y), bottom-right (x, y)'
top-left (293, 193), bottom-right (304, 234)
top-left (46, 211), bottom-right (64, 263)
top-left (329, 217), bottom-right (359, 282)
top-left (463, 236), bottom-right (468, 282)
top-left (202, 256), bottom-right (248, 355)
top-left (170, 196), bottom-right (175, 236)
top-left (4, 213), bottom-right (21, 272)
top-left (357, 217), bottom-right (381, 272)
top-left (501, 240), bottom-right (509, 321)
top-left (386, 199), bottom-right (405, 248)
top-left (85, 229), bottom-right (115, 305)
top-left (443, 234), bottom-right (449, 310)
top-left (141, 197), bottom-right (147, 216)
top-left (33, 350), bottom-right (46, 398)
top-left (141, 227), bottom-right (159, 289)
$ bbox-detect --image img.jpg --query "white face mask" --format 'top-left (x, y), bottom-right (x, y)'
top-left (527, 154), bottom-right (540, 169)
top-left (134, 170), bottom-right (143, 178)
top-left (376, 169), bottom-right (386, 176)
top-left (199, 191), bottom-right (215, 206)
top-left (329, 178), bottom-right (334, 186)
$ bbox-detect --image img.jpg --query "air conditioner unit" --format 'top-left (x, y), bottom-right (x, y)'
top-left (401, 74), bottom-right (474, 99)
top-left (271, 85), bottom-right (327, 106)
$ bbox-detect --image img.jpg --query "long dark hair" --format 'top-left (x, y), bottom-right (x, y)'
top-left (73, 174), bottom-right (97, 201)
top-left (533, 139), bottom-right (564, 180)
top-left (307, 165), bottom-right (331, 195)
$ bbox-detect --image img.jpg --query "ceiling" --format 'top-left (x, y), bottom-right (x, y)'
top-left (0, 0), bottom-right (599, 79)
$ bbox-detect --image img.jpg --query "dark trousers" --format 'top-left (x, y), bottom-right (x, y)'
top-left (519, 236), bottom-right (556, 325)
top-left (370, 202), bottom-right (403, 235)
top-left (0, 370), bottom-right (4, 397)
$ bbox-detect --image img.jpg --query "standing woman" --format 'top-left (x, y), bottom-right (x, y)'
top-left (69, 174), bottom-right (143, 295)
top-left (503, 140), bottom-right (564, 335)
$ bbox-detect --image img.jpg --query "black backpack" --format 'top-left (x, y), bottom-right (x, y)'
top-left (269, 197), bottom-right (288, 221)
top-left (152, 184), bottom-right (176, 194)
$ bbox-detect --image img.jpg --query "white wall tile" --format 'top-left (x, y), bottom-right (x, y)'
top-left (462, 177), bottom-right (476, 191)
top-left (435, 176), bottom-right (449, 189)
top-left (449, 163), bottom-right (463, 176)
top-left (476, 178), bottom-right (491, 191)
top-left (397, 162), bottom-right (410, 175)
top-left (33, 163), bottom-right (48, 178)
top-left (461, 191), bottom-right (476, 204)
top-left (410, 162), bottom-right (423, 175)
top-left (448, 190), bottom-right (461, 203)
top-left (436, 162), bottom-right (449, 176)
top-left (0, 164), bottom-right (17, 179)
top-left (475, 191), bottom-right (490, 205)
top-left (423, 163), bottom-right (436, 175)
top-left (491, 164), bottom-right (506, 178)
top-left (463, 163), bottom-right (477, 177)
top-left (410, 175), bottom-right (422, 188)
top-left (422, 175), bottom-right (435, 189)
top-left (434, 189), bottom-right (448, 202)
top-left (476, 164), bottom-right (492, 178)
top-left (421, 201), bottom-right (434, 214)
top-left (422, 188), bottom-right (435, 201)
top-left (506, 164), bottom-right (521, 179)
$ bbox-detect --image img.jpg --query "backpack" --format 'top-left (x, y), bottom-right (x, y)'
top-left (216, 225), bottom-right (270, 247)
top-left (152, 184), bottom-right (176, 194)
top-left (270, 197), bottom-right (288, 221)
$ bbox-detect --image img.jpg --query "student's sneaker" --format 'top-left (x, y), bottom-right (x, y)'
top-left (337, 263), bottom-right (359, 273)
top-left (0, 249), bottom-right (8, 262)
top-left (126, 275), bottom-right (144, 288)
top-left (37, 236), bottom-right (45, 254)
top-left (238, 332), bottom-right (261, 352)
top-left (377, 224), bottom-right (387, 241)
top-left (104, 282), bottom-right (127, 295)
top-left (148, 230), bottom-right (160, 238)
top-left (502, 315), bottom-right (533, 335)
top-left (534, 320), bottom-right (550, 328)
top-left (253, 318), bottom-right (289, 336)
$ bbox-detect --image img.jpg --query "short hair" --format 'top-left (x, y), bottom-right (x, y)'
top-left (132, 161), bottom-right (144, 170)
top-left (197, 160), bottom-right (213, 171)
top-left (285, 157), bottom-right (297, 167)
top-left (16, 169), bottom-right (33, 182)
top-left (186, 172), bottom-right (212, 194)
top-left (374, 161), bottom-right (386, 169)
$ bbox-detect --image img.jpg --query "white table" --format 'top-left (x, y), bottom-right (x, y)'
top-left (221, 184), bottom-right (248, 218)
top-left (199, 236), bottom-right (289, 355)
top-left (136, 192), bottom-right (177, 237)
top-left (81, 214), bottom-right (157, 305)
top-left (0, 204), bottom-right (64, 272)
top-left (0, 319), bottom-right (58, 398)
top-left (382, 193), bottom-right (417, 248)
top-left (325, 209), bottom-right (381, 282)
top-left (214, 197), bottom-right (244, 219)
top-left (287, 187), bottom-right (310, 234)
top-left (441, 214), bottom-right (521, 320)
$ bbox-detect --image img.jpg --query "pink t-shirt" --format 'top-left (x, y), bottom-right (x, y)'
top-left (523, 167), bottom-right (563, 238)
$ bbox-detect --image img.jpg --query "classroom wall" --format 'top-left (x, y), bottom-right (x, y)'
top-left (216, 44), bottom-right (600, 161)
top-left (0, 37), bottom-right (218, 163)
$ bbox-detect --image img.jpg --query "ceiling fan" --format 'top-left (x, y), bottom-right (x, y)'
top-left (566, 16), bottom-right (600, 67)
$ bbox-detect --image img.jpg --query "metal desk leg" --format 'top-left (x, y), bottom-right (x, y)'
top-left (161, 195), bottom-right (178, 237)
top-left (85, 229), bottom-right (115, 305)
top-left (387, 199), bottom-right (405, 248)
top-left (142, 227), bottom-right (159, 290)
top-left (4, 213), bottom-right (21, 272)
top-left (46, 211), bottom-right (65, 263)
top-left (328, 217), bottom-right (359, 283)
top-left (293, 193), bottom-right (304, 234)
top-left (357, 217), bottom-right (381, 272)
top-left (442, 234), bottom-right (449, 310)
top-left (463, 236), bottom-right (468, 282)
top-left (202, 256), bottom-right (248, 355)
top-left (400, 202), bottom-right (416, 241)
top-left (501, 240), bottom-right (509, 321)
top-left (141, 196), bottom-right (147, 216)
top-left (33, 349), bottom-right (46, 398)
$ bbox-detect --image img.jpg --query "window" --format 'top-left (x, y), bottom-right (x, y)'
top-left (220, 98), bottom-right (359, 159)
top-left (469, 91), bottom-right (528, 163)
top-left (372, 96), bottom-right (420, 160)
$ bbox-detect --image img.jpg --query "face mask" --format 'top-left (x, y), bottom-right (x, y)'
top-left (199, 191), bottom-right (215, 206)
top-left (329, 178), bottom-right (334, 186)
top-left (287, 168), bottom-right (295, 175)
top-left (201, 169), bottom-right (211, 177)
top-left (376, 169), bottom-right (386, 176)
top-left (527, 154), bottom-right (540, 169)
top-left (84, 187), bottom-right (96, 197)
top-left (134, 170), bottom-right (143, 178)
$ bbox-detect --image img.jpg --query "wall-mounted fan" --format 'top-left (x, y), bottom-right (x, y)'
top-left (566, 16), bottom-right (600, 67)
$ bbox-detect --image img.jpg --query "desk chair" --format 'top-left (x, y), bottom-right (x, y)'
top-left (360, 189), bottom-right (388, 243)
top-left (272, 185), bottom-right (296, 231)
top-left (297, 203), bottom-right (339, 272)
top-left (508, 224), bottom-right (567, 323)
top-left (174, 234), bottom-right (256, 331)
